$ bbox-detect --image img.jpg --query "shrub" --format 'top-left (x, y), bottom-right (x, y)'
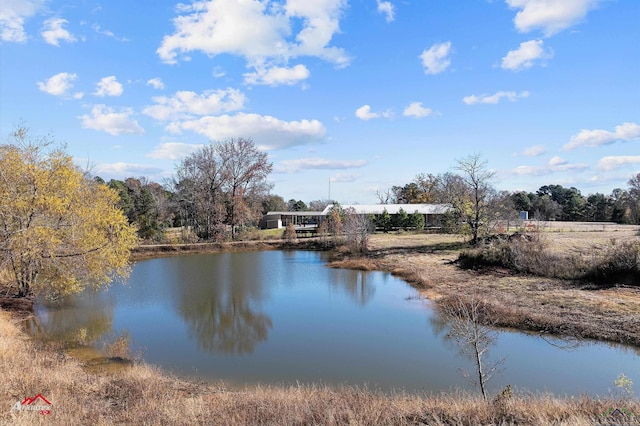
top-left (584, 240), bottom-right (640, 286)
top-left (457, 233), bottom-right (640, 287)
top-left (283, 223), bottom-right (297, 242)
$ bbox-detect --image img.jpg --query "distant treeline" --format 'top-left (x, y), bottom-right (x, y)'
top-left (95, 150), bottom-right (640, 242)
top-left (94, 137), bottom-right (273, 242)
top-left (376, 173), bottom-right (640, 225)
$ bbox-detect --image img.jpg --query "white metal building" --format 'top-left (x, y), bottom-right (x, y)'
top-left (260, 204), bottom-right (451, 230)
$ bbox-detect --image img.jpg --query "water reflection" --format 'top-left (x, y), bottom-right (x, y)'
top-left (171, 253), bottom-right (273, 354)
top-left (29, 291), bottom-right (114, 347)
top-left (329, 268), bottom-right (376, 306)
top-left (29, 250), bottom-right (640, 395)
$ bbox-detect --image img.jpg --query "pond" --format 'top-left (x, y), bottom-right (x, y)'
top-left (32, 250), bottom-right (639, 396)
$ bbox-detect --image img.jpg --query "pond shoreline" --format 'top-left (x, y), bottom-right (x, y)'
top-left (328, 233), bottom-right (640, 348)
top-left (2, 232), bottom-right (640, 424)
top-left (132, 232), bottom-right (640, 348)
top-left (2, 295), bottom-right (639, 425)
top-left (130, 238), bottom-right (326, 260)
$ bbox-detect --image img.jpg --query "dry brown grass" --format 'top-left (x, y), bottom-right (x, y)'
top-left (3, 226), bottom-right (640, 425)
top-left (1, 310), bottom-right (639, 425)
top-left (329, 228), bottom-right (640, 346)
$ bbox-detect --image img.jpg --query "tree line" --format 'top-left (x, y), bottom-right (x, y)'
top-left (380, 167), bottom-right (640, 225)
top-left (2, 127), bottom-right (637, 299)
top-left (100, 148), bottom-right (639, 245)
top-left (95, 138), bottom-right (273, 242)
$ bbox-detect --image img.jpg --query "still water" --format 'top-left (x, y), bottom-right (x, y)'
top-left (33, 250), bottom-right (639, 396)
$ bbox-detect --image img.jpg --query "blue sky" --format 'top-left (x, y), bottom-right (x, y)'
top-left (1, 0), bottom-right (639, 204)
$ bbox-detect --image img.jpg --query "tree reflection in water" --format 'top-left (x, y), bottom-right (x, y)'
top-left (172, 252), bottom-right (272, 354)
top-left (28, 291), bottom-right (115, 348)
top-left (329, 268), bottom-right (376, 306)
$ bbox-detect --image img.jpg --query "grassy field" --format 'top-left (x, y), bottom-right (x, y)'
top-left (2, 224), bottom-right (640, 425)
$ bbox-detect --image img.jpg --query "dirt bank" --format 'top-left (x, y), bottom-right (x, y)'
top-left (130, 238), bottom-right (325, 260)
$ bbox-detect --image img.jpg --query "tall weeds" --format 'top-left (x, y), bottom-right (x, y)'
top-left (458, 233), bottom-right (640, 287)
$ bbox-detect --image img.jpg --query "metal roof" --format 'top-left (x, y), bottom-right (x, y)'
top-left (321, 204), bottom-right (451, 215)
top-left (266, 204), bottom-right (452, 217)
top-left (265, 211), bottom-right (326, 216)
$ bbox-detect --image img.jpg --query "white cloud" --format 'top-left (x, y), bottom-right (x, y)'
top-left (512, 165), bottom-right (541, 176)
top-left (506, 0), bottom-right (601, 36)
top-left (501, 39), bottom-right (552, 71)
top-left (515, 144), bottom-right (546, 156)
top-left (376, 0), bottom-right (395, 22)
top-left (146, 78), bottom-right (165, 90)
top-left (463, 91), bottom-right (529, 105)
top-left (167, 113), bottom-right (326, 150)
top-left (596, 156), bottom-right (640, 171)
top-left (548, 155), bottom-right (567, 166)
top-left (41, 18), bottom-right (76, 46)
top-left (244, 64), bottom-right (310, 86)
top-left (0, 0), bottom-right (44, 42)
top-left (94, 76), bottom-right (124, 97)
top-left (355, 104), bottom-right (392, 120)
top-left (512, 163), bottom-right (585, 176)
top-left (143, 88), bottom-right (246, 121)
top-left (512, 156), bottom-right (587, 176)
top-left (92, 24), bottom-right (128, 41)
top-left (212, 66), bottom-right (226, 78)
top-left (94, 162), bottom-right (164, 177)
top-left (355, 105), bottom-right (378, 120)
top-left (275, 157), bottom-right (368, 173)
top-left (157, 0), bottom-right (349, 69)
top-left (563, 122), bottom-right (640, 150)
top-left (37, 72), bottom-right (78, 96)
top-left (403, 102), bottom-right (432, 118)
top-left (419, 41), bottom-right (452, 75)
top-left (80, 104), bottom-right (144, 136)
top-left (147, 142), bottom-right (204, 160)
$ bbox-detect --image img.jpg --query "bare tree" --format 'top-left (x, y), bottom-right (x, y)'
top-left (440, 294), bottom-right (503, 401)
top-left (454, 154), bottom-right (496, 245)
top-left (343, 207), bottom-right (373, 253)
top-left (434, 172), bottom-right (467, 233)
top-left (628, 173), bottom-right (640, 224)
top-left (629, 173), bottom-right (640, 200)
top-left (218, 138), bottom-right (273, 239)
top-left (174, 145), bottom-right (226, 240)
top-left (324, 205), bottom-right (343, 246)
top-left (413, 173), bottom-right (442, 202)
top-left (309, 199), bottom-right (332, 211)
top-left (174, 138), bottom-right (272, 241)
top-left (375, 188), bottom-right (393, 204)
top-left (486, 190), bottom-right (520, 233)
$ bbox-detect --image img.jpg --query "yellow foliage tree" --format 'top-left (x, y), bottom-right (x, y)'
top-left (0, 130), bottom-right (138, 298)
